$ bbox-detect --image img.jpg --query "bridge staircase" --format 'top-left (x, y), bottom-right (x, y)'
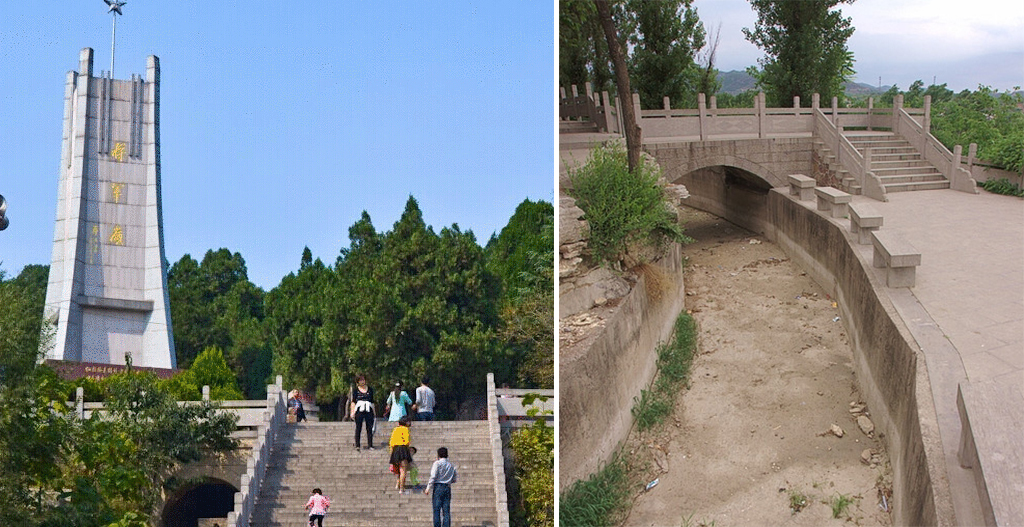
top-left (559, 119), bottom-right (599, 134)
top-left (816, 131), bottom-right (949, 196)
top-left (249, 420), bottom-right (498, 527)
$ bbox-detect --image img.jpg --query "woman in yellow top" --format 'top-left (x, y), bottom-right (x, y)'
top-left (389, 415), bottom-right (414, 492)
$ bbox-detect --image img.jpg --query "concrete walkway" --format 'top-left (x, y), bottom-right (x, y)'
top-left (849, 189), bottom-right (1023, 526)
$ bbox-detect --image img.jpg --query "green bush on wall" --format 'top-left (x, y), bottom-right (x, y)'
top-left (569, 143), bottom-right (689, 268)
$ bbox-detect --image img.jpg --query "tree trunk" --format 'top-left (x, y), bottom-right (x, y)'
top-left (594, 0), bottom-right (642, 173)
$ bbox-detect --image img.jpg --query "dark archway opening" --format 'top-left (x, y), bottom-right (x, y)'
top-left (161, 479), bottom-right (237, 527)
top-left (674, 165), bottom-right (774, 235)
top-left (722, 165), bottom-right (773, 193)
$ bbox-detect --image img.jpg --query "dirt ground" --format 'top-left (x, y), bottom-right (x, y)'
top-left (619, 207), bottom-right (893, 527)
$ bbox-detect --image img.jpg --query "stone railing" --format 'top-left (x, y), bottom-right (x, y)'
top-left (812, 107), bottom-right (888, 201)
top-left (226, 376), bottom-right (285, 527)
top-left (485, 373), bottom-right (511, 527)
top-left (891, 95), bottom-right (978, 194)
top-left (559, 83), bottom-right (621, 134)
top-left (495, 387), bottom-right (555, 431)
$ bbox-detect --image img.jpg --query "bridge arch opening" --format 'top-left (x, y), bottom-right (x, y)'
top-left (161, 477), bottom-right (237, 527)
top-left (670, 164), bottom-right (775, 235)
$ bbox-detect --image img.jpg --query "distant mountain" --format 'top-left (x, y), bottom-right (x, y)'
top-left (718, 70), bottom-right (756, 94)
top-left (715, 70), bottom-right (892, 96)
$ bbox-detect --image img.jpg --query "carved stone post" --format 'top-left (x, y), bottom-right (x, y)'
top-left (698, 93), bottom-right (707, 141)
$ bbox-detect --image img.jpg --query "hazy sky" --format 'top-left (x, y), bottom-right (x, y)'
top-left (0, 1), bottom-right (555, 289)
top-left (697, 0), bottom-right (1024, 91)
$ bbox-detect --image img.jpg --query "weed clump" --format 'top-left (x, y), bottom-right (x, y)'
top-left (978, 178), bottom-right (1024, 197)
top-left (632, 313), bottom-right (698, 431)
top-left (559, 455), bottom-right (630, 527)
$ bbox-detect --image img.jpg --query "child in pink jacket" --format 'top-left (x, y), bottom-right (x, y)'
top-left (304, 488), bottom-right (330, 527)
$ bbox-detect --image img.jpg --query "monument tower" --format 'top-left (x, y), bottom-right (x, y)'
top-left (42, 47), bottom-right (176, 369)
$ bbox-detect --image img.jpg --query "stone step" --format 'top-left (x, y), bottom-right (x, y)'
top-left (870, 159), bottom-right (933, 169)
top-left (873, 167), bottom-right (943, 178)
top-left (249, 418), bottom-right (498, 527)
top-left (560, 120), bottom-right (599, 133)
top-left (870, 152), bottom-right (925, 160)
top-left (883, 180), bottom-right (951, 192)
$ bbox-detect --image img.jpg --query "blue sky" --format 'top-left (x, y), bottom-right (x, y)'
top-left (0, 1), bottom-right (555, 289)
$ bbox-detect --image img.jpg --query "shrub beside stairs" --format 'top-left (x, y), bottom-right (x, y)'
top-left (249, 420), bottom-right (498, 527)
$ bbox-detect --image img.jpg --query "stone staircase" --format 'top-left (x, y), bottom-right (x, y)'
top-left (845, 132), bottom-right (950, 193)
top-left (249, 420), bottom-right (498, 527)
top-left (815, 131), bottom-right (950, 195)
top-left (559, 119), bottom-right (599, 134)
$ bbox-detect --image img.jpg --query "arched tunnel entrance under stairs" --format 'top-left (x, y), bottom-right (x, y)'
top-left (668, 164), bottom-right (776, 235)
top-left (161, 478), bottom-right (237, 527)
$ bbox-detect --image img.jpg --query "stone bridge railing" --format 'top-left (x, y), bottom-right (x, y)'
top-left (559, 83), bottom-right (622, 134)
top-left (225, 377), bottom-right (285, 527)
top-left (562, 84), bottom-right (980, 199)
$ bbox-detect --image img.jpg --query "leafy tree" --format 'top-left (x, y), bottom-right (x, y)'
top-left (491, 205), bottom-right (554, 388)
top-left (58, 367), bottom-right (237, 525)
top-left (485, 199), bottom-right (554, 300)
top-left (509, 396), bottom-right (554, 527)
top-left (715, 88), bottom-right (759, 108)
top-left (265, 251), bottom-right (334, 397)
top-left (168, 249), bottom-right (270, 397)
top-left (559, 0), bottom-right (614, 94)
top-left (929, 86), bottom-right (1024, 172)
top-left (162, 346), bottom-right (244, 400)
top-left (626, 0), bottom-right (707, 109)
top-left (743, 0), bottom-right (856, 107)
top-left (0, 268), bottom-right (67, 526)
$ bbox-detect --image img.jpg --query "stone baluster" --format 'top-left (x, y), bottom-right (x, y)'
top-left (76, 386), bottom-right (84, 418)
top-left (757, 91), bottom-right (766, 138)
top-left (585, 82), bottom-right (596, 122)
top-left (698, 93), bottom-right (707, 140)
top-left (923, 95), bottom-right (931, 134)
top-left (867, 97), bottom-right (874, 131)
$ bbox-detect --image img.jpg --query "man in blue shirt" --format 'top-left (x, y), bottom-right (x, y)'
top-left (425, 447), bottom-right (458, 527)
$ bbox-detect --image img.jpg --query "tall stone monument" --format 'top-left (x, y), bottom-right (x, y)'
top-left (43, 48), bottom-right (176, 369)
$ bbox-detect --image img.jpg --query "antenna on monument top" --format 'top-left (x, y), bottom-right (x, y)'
top-left (104, 0), bottom-right (126, 78)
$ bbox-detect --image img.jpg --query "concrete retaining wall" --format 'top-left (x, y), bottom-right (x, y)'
top-left (558, 244), bottom-right (686, 491)
top-left (765, 189), bottom-right (952, 526)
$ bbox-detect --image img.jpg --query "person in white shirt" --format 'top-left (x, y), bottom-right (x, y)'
top-left (415, 377), bottom-right (437, 421)
top-left (425, 447), bottom-right (457, 527)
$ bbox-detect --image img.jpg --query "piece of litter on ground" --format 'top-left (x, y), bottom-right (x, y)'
top-left (831, 301), bottom-right (838, 308)
top-left (833, 316), bottom-right (841, 322)
top-left (646, 478), bottom-right (660, 491)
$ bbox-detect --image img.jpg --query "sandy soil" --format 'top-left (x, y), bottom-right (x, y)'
top-left (620, 208), bottom-right (893, 527)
